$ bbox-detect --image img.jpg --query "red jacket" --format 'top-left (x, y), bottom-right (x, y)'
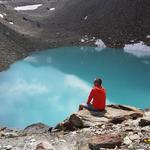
top-left (87, 86), bottom-right (106, 110)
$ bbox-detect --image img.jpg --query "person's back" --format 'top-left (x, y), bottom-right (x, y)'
top-left (89, 85), bottom-right (106, 110)
top-left (79, 77), bottom-right (106, 111)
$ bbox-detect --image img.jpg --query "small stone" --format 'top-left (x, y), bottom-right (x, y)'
top-left (36, 141), bottom-right (54, 150)
top-left (124, 127), bottom-right (133, 132)
top-left (0, 127), bottom-right (6, 131)
top-left (30, 139), bottom-right (36, 142)
top-left (139, 117), bottom-right (150, 127)
top-left (138, 132), bottom-right (143, 137)
top-left (110, 116), bottom-right (127, 124)
top-left (89, 133), bottom-right (122, 149)
top-left (141, 126), bottom-right (150, 132)
top-left (71, 131), bottom-right (76, 135)
top-left (125, 119), bottom-right (139, 127)
top-left (128, 144), bottom-right (133, 149)
top-left (95, 131), bottom-right (102, 135)
top-left (132, 119), bottom-right (140, 126)
top-left (101, 125), bottom-right (105, 129)
top-left (59, 139), bottom-right (66, 143)
top-left (69, 114), bottom-right (83, 128)
top-left (3, 145), bottom-right (13, 150)
top-left (123, 136), bottom-right (132, 145)
top-left (129, 134), bottom-right (140, 141)
top-left (144, 110), bottom-right (150, 116)
top-left (4, 132), bottom-right (18, 138)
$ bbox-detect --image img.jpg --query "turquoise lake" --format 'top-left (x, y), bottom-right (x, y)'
top-left (0, 47), bottom-right (150, 128)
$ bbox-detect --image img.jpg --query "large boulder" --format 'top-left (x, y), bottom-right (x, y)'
top-left (55, 105), bottom-right (144, 131)
top-left (105, 105), bottom-right (143, 119)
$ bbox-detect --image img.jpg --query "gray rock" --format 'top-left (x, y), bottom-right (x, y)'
top-left (3, 132), bottom-right (18, 138)
top-left (36, 141), bottom-right (54, 150)
top-left (55, 120), bottom-right (75, 131)
top-left (0, 127), bottom-right (6, 131)
top-left (3, 145), bottom-right (13, 150)
top-left (110, 116), bottom-right (128, 124)
top-left (139, 117), bottom-right (150, 127)
top-left (123, 136), bottom-right (132, 145)
top-left (89, 133), bottom-right (122, 149)
top-left (104, 105), bottom-right (143, 120)
top-left (23, 123), bottom-right (49, 134)
top-left (0, 104), bottom-right (149, 150)
top-left (55, 105), bottom-right (144, 132)
top-left (69, 114), bottom-right (83, 128)
top-left (129, 134), bottom-right (140, 141)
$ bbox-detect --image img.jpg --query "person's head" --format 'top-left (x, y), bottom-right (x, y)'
top-left (94, 78), bottom-right (102, 86)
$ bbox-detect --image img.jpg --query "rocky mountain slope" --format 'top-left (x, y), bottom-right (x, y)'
top-left (0, 0), bottom-right (150, 70)
top-left (0, 105), bottom-right (150, 150)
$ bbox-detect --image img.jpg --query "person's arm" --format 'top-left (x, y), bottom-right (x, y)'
top-left (87, 89), bottom-right (94, 104)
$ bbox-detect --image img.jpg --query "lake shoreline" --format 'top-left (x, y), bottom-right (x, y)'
top-left (0, 44), bottom-right (95, 72)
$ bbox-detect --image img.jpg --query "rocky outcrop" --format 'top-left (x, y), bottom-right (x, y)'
top-left (0, 104), bottom-right (149, 150)
top-left (55, 105), bottom-right (144, 131)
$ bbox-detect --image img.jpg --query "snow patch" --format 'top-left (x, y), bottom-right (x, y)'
top-left (9, 22), bottom-right (14, 25)
top-left (80, 36), bottom-right (96, 43)
top-left (147, 35), bottom-right (150, 38)
top-left (90, 37), bottom-right (96, 41)
top-left (84, 16), bottom-right (88, 20)
top-left (80, 35), bottom-right (89, 43)
top-left (0, 13), bottom-right (7, 18)
top-left (124, 41), bottom-right (150, 57)
top-left (130, 40), bottom-right (135, 42)
top-left (49, 8), bottom-right (55, 11)
top-left (3, 13), bottom-right (6, 15)
top-left (24, 56), bottom-right (38, 63)
top-left (81, 39), bottom-right (85, 43)
top-left (0, 14), bottom-right (4, 18)
top-left (95, 39), bottom-right (106, 48)
top-left (14, 4), bottom-right (42, 11)
top-left (80, 36), bottom-right (106, 51)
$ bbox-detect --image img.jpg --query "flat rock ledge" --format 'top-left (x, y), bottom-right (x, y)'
top-left (0, 104), bottom-right (150, 150)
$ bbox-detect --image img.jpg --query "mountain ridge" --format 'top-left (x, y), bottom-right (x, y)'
top-left (0, 0), bottom-right (150, 70)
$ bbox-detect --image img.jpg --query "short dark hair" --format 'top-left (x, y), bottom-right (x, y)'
top-left (94, 78), bottom-right (102, 86)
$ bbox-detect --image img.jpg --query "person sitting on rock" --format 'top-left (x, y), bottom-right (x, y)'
top-left (79, 78), bottom-right (106, 111)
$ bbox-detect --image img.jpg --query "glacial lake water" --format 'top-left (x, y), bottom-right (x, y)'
top-left (0, 47), bottom-right (150, 128)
